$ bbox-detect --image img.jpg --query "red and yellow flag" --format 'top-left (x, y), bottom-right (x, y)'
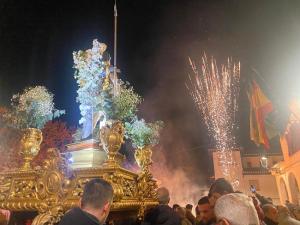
top-left (248, 81), bottom-right (274, 149)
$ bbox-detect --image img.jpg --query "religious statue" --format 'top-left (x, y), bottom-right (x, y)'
top-left (73, 39), bottom-right (114, 139)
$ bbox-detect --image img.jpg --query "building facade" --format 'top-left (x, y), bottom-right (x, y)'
top-left (271, 119), bottom-right (300, 205)
top-left (211, 149), bottom-right (282, 204)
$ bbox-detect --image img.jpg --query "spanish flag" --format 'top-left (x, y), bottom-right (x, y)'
top-left (248, 81), bottom-right (277, 149)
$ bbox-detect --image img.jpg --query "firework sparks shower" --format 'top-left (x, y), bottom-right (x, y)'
top-left (187, 54), bottom-right (240, 186)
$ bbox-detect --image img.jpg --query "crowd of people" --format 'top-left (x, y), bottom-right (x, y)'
top-left (56, 177), bottom-right (300, 225)
top-left (143, 178), bottom-right (300, 225)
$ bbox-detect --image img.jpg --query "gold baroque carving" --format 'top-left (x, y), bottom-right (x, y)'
top-left (0, 145), bottom-right (158, 225)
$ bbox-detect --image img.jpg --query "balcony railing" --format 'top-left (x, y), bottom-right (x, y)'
top-left (243, 167), bottom-right (271, 175)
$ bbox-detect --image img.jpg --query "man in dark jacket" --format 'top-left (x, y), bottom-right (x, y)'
top-left (58, 178), bottom-right (113, 225)
top-left (143, 187), bottom-right (181, 225)
top-left (208, 178), bottom-right (234, 207)
top-left (185, 204), bottom-right (196, 225)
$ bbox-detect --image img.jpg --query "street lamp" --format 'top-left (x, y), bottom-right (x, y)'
top-left (260, 155), bottom-right (268, 168)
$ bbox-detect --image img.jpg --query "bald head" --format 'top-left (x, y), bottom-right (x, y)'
top-left (157, 187), bottom-right (170, 204)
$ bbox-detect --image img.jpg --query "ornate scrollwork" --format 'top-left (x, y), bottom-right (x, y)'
top-left (137, 172), bottom-right (157, 200)
top-left (0, 177), bottom-right (11, 201)
top-left (121, 179), bottom-right (137, 198)
top-left (135, 147), bottom-right (152, 173)
top-left (10, 180), bottom-right (36, 199)
top-left (135, 147), bottom-right (158, 200)
top-left (32, 148), bottom-right (69, 224)
top-left (102, 173), bottom-right (124, 201)
top-left (70, 171), bottom-right (137, 202)
top-left (72, 178), bottom-right (91, 197)
top-left (35, 148), bottom-right (68, 202)
top-left (32, 205), bottom-right (64, 225)
top-left (0, 144), bottom-right (158, 224)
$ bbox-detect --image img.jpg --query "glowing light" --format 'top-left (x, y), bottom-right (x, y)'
top-left (187, 54), bottom-right (240, 187)
top-left (62, 152), bottom-right (74, 165)
top-left (73, 39), bottom-right (108, 139)
top-left (260, 156), bottom-right (268, 168)
top-left (68, 157), bottom-right (74, 164)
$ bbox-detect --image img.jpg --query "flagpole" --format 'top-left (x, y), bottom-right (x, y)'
top-left (250, 66), bottom-right (280, 109)
top-left (250, 66), bottom-right (272, 92)
top-left (113, 0), bottom-right (118, 96)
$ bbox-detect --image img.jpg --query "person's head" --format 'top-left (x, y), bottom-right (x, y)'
top-left (177, 207), bottom-right (186, 219)
top-left (173, 204), bottom-right (180, 212)
top-left (293, 206), bottom-right (300, 220)
top-left (214, 193), bottom-right (259, 225)
top-left (157, 187), bottom-right (170, 205)
top-left (209, 178), bottom-right (234, 207)
top-left (195, 205), bottom-right (201, 220)
top-left (80, 178), bottom-right (113, 224)
top-left (186, 204), bottom-right (193, 212)
top-left (198, 196), bottom-right (215, 223)
top-left (266, 198), bottom-right (273, 204)
top-left (277, 205), bottom-right (290, 221)
top-left (262, 204), bottom-right (278, 223)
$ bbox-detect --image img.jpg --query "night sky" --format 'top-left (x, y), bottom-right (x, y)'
top-left (1, 0), bottom-right (300, 185)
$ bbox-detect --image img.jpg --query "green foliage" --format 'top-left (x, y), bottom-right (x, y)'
top-left (95, 83), bottom-right (142, 123)
top-left (125, 117), bottom-right (164, 149)
top-left (112, 84), bottom-right (142, 122)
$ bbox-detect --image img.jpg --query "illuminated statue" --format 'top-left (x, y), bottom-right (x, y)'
top-left (73, 39), bottom-right (112, 139)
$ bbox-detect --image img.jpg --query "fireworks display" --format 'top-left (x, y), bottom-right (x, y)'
top-left (187, 54), bottom-right (240, 187)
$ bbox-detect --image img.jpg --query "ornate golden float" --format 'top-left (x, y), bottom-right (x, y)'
top-left (0, 123), bottom-right (158, 225)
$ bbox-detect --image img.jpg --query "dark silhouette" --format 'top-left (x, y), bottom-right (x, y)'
top-left (143, 187), bottom-right (180, 225)
top-left (58, 178), bottom-right (113, 225)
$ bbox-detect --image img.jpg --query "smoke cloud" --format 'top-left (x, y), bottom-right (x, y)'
top-left (152, 145), bottom-right (208, 207)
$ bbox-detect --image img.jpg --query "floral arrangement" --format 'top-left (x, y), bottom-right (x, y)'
top-left (8, 86), bottom-right (64, 129)
top-left (104, 83), bottom-right (142, 122)
top-left (125, 118), bottom-right (164, 149)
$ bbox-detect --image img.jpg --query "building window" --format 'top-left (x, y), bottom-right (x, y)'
top-left (247, 161), bottom-right (252, 168)
top-left (249, 180), bottom-right (260, 191)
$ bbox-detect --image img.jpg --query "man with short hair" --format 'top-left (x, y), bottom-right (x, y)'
top-left (293, 206), bottom-right (300, 221)
top-left (158, 187), bottom-right (170, 204)
top-left (262, 204), bottom-right (279, 225)
top-left (185, 204), bottom-right (196, 225)
top-left (177, 207), bottom-right (192, 225)
top-left (208, 178), bottom-right (234, 207)
top-left (277, 205), bottom-right (300, 225)
top-left (173, 204), bottom-right (180, 212)
top-left (196, 197), bottom-right (215, 225)
top-left (143, 187), bottom-right (181, 225)
top-left (214, 193), bottom-right (260, 225)
top-left (195, 205), bottom-right (201, 223)
top-left (59, 178), bottom-right (113, 225)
